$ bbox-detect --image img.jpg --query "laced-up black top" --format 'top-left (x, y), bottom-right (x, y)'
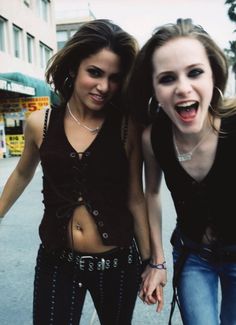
top-left (39, 104), bottom-right (134, 250)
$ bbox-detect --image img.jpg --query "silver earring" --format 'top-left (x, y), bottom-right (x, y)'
top-left (214, 86), bottom-right (224, 101)
top-left (148, 95), bottom-right (161, 117)
top-left (63, 76), bottom-right (73, 89)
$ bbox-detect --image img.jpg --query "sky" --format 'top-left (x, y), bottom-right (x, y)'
top-left (55, 0), bottom-right (236, 49)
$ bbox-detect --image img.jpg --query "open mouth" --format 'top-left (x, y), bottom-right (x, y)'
top-left (175, 101), bottom-right (199, 120)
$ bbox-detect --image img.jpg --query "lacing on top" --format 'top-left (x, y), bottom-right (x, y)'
top-left (41, 106), bottom-right (130, 254)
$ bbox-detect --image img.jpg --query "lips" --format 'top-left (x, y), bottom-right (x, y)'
top-left (175, 101), bottom-right (199, 121)
top-left (89, 93), bottom-right (108, 104)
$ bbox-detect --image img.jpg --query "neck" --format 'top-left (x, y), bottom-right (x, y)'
top-left (67, 102), bottom-right (101, 133)
top-left (173, 124), bottom-right (214, 163)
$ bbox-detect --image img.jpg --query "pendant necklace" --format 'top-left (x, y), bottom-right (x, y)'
top-left (67, 103), bottom-right (100, 133)
top-left (173, 127), bottom-right (212, 162)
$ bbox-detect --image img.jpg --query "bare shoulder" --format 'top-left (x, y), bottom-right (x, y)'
top-left (26, 108), bottom-right (47, 126)
top-left (25, 108), bottom-right (50, 147)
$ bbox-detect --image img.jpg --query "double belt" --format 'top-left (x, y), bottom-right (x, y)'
top-left (41, 244), bottom-right (137, 271)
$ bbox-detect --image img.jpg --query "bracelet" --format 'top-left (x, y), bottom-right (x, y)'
top-left (149, 260), bottom-right (167, 270)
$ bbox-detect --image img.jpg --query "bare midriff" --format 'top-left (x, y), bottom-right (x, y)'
top-left (67, 205), bottom-right (117, 253)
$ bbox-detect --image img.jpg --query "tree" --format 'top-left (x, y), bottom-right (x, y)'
top-left (225, 0), bottom-right (236, 91)
top-left (225, 0), bottom-right (236, 21)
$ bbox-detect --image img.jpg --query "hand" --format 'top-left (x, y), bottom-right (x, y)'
top-left (138, 266), bottom-right (167, 312)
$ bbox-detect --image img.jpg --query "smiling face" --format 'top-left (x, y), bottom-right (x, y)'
top-left (72, 48), bottom-right (121, 112)
top-left (152, 37), bottom-right (214, 134)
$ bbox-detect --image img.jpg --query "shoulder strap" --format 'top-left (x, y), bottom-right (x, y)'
top-left (43, 108), bottom-right (50, 139)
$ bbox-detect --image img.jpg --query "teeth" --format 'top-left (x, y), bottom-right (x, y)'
top-left (176, 101), bottom-right (196, 108)
top-left (92, 94), bottom-right (105, 101)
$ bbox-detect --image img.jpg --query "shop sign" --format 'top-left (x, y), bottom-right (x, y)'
top-left (0, 78), bottom-right (35, 96)
top-left (5, 134), bottom-right (24, 156)
top-left (0, 96), bottom-right (50, 114)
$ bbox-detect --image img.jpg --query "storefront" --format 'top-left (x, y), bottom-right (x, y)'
top-left (0, 72), bottom-right (56, 158)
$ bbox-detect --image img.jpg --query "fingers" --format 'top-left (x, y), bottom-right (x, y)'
top-left (160, 281), bottom-right (167, 287)
top-left (156, 285), bottom-right (164, 313)
top-left (139, 283), bottom-right (166, 307)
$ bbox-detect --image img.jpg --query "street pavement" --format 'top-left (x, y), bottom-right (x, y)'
top-left (0, 157), bottom-right (182, 325)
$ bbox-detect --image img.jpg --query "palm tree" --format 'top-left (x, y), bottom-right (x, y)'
top-left (225, 0), bottom-right (236, 91)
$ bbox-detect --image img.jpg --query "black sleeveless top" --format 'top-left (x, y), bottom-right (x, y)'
top-left (39, 104), bottom-right (134, 249)
top-left (151, 110), bottom-right (236, 245)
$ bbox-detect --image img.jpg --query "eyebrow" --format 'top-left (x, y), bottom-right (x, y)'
top-left (88, 65), bottom-right (104, 72)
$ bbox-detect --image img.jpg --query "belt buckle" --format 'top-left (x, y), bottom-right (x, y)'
top-left (79, 255), bottom-right (94, 270)
top-left (97, 258), bottom-right (106, 271)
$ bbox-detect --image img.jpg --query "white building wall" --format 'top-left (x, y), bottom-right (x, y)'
top-left (0, 0), bottom-right (57, 80)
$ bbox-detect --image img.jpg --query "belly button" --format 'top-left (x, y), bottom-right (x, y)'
top-left (76, 223), bottom-right (82, 231)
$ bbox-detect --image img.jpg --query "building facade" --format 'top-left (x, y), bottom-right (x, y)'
top-left (0, 0), bottom-right (57, 158)
top-left (55, 1), bottom-right (95, 50)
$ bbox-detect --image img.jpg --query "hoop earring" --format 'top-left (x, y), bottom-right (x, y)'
top-left (214, 86), bottom-right (224, 101)
top-left (64, 76), bottom-right (73, 89)
top-left (148, 95), bottom-right (161, 116)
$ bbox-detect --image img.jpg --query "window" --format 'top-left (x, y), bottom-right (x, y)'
top-left (13, 25), bottom-right (22, 58)
top-left (38, 0), bottom-right (50, 22)
top-left (56, 30), bottom-right (68, 50)
top-left (40, 42), bottom-right (52, 69)
top-left (0, 17), bottom-right (6, 52)
top-left (56, 29), bottom-right (78, 50)
top-left (27, 34), bottom-right (34, 63)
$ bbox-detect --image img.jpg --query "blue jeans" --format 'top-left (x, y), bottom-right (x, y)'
top-left (173, 249), bottom-right (236, 325)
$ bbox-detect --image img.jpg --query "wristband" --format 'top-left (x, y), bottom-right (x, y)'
top-left (149, 260), bottom-right (167, 270)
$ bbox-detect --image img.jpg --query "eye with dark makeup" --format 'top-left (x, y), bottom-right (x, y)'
top-left (159, 74), bottom-right (176, 84)
top-left (188, 68), bottom-right (204, 78)
top-left (87, 67), bottom-right (102, 78)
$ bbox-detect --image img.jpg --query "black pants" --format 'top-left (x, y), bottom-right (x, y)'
top-left (33, 243), bottom-right (141, 325)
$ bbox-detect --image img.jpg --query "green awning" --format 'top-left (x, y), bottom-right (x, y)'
top-left (0, 72), bottom-right (58, 104)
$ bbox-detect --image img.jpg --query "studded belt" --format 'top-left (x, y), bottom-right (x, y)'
top-left (40, 243), bottom-right (138, 271)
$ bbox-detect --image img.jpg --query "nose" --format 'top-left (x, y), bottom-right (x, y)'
top-left (175, 77), bottom-right (192, 96)
top-left (97, 78), bottom-right (109, 93)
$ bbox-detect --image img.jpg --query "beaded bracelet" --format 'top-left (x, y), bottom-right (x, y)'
top-left (149, 260), bottom-right (167, 270)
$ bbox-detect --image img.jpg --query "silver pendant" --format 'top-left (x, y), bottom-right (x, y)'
top-left (177, 152), bottom-right (192, 162)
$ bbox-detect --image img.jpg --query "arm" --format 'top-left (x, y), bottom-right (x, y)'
top-left (126, 117), bottom-right (150, 261)
top-left (139, 125), bottom-right (167, 312)
top-left (0, 110), bottom-right (44, 219)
